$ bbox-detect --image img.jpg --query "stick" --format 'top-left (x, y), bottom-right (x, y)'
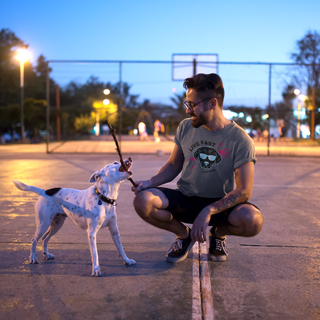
top-left (105, 120), bottom-right (138, 187)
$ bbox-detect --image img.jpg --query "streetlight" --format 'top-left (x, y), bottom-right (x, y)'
top-left (93, 90), bottom-right (111, 136)
top-left (15, 48), bottom-right (30, 142)
top-left (294, 89), bottom-right (308, 138)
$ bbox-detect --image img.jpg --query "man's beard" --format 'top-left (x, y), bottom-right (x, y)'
top-left (191, 112), bottom-right (209, 128)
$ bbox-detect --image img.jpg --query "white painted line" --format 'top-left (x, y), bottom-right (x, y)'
top-left (199, 242), bottom-right (214, 320)
top-left (192, 242), bottom-right (214, 320)
top-left (254, 184), bottom-right (320, 189)
top-left (192, 243), bottom-right (201, 320)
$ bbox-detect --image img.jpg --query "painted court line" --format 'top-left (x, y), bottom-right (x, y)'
top-left (192, 242), bottom-right (214, 320)
top-left (192, 243), bottom-right (201, 320)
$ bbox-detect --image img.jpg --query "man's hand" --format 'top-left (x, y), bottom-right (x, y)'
top-left (131, 180), bottom-right (153, 195)
top-left (191, 208), bottom-right (211, 243)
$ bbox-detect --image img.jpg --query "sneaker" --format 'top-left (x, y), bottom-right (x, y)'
top-left (208, 227), bottom-right (228, 261)
top-left (166, 227), bottom-right (195, 263)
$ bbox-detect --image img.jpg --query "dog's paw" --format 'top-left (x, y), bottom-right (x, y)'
top-left (125, 259), bottom-right (136, 265)
top-left (92, 270), bottom-right (102, 277)
top-left (43, 252), bottom-right (55, 260)
top-left (30, 257), bottom-right (39, 264)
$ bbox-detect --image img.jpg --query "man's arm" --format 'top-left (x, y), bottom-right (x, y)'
top-left (191, 161), bottom-right (255, 242)
top-left (132, 144), bottom-right (184, 194)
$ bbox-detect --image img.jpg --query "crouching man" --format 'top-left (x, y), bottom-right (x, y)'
top-left (132, 73), bottom-right (263, 262)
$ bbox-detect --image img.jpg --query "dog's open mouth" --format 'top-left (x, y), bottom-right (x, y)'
top-left (119, 157), bottom-right (133, 175)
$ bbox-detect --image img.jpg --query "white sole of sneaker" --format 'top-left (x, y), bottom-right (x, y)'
top-left (208, 253), bottom-right (227, 262)
top-left (166, 241), bottom-right (196, 263)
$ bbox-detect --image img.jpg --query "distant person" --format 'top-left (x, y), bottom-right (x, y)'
top-left (262, 129), bottom-right (269, 141)
top-left (256, 128), bottom-right (261, 141)
top-left (132, 73), bottom-right (263, 263)
top-left (279, 123), bottom-right (286, 141)
top-left (138, 122), bottom-right (149, 141)
top-left (154, 119), bottom-right (164, 143)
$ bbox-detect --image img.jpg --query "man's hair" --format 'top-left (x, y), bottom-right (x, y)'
top-left (183, 73), bottom-right (225, 107)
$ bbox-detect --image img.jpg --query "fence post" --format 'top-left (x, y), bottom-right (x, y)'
top-left (312, 87), bottom-right (315, 141)
top-left (118, 62), bottom-right (123, 148)
top-left (56, 84), bottom-right (61, 141)
top-left (267, 64), bottom-right (272, 156)
top-left (46, 61), bottom-right (50, 154)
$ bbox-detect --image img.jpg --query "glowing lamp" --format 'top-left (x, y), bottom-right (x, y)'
top-left (16, 48), bottom-right (30, 63)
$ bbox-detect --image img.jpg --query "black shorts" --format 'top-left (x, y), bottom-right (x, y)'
top-left (157, 187), bottom-right (259, 227)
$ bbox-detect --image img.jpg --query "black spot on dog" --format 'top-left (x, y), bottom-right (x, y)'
top-left (45, 188), bottom-right (62, 196)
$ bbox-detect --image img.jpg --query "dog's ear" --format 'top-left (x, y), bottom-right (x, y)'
top-left (89, 170), bottom-right (101, 183)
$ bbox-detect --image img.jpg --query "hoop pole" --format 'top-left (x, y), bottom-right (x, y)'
top-left (193, 58), bottom-right (197, 76)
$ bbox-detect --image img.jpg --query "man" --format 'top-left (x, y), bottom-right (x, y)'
top-left (132, 73), bottom-right (263, 263)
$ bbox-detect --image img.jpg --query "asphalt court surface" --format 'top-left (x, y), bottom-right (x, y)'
top-left (0, 152), bottom-right (319, 319)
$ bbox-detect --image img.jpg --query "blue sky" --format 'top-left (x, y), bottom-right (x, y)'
top-left (1, 0), bottom-right (320, 107)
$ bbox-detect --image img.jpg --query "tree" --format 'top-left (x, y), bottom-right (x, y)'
top-left (291, 31), bottom-right (320, 133)
top-left (291, 31), bottom-right (320, 90)
top-left (0, 28), bottom-right (25, 106)
top-left (228, 105), bottom-right (263, 130)
top-left (278, 84), bottom-right (296, 132)
top-left (170, 92), bottom-right (186, 116)
top-left (0, 29), bottom-right (56, 136)
top-left (56, 77), bottom-right (141, 136)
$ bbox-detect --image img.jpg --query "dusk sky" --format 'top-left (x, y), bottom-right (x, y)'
top-left (1, 0), bottom-right (320, 107)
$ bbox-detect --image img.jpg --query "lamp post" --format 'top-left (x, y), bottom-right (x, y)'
top-left (93, 90), bottom-right (110, 137)
top-left (294, 89), bottom-right (308, 138)
top-left (16, 48), bottom-right (30, 142)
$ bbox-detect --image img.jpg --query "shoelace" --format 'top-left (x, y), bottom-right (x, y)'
top-left (168, 239), bottom-right (183, 253)
top-left (215, 238), bottom-right (228, 255)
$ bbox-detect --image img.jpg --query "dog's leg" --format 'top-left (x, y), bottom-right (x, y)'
top-left (30, 223), bottom-right (51, 264)
top-left (41, 214), bottom-right (67, 260)
top-left (86, 224), bottom-right (101, 276)
top-left (108, 218), bottom-right (136, 265)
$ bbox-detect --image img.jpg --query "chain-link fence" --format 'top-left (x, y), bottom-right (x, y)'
top-left (44, 60), bottom-right (320, 154)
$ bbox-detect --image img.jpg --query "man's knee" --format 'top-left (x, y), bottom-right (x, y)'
top-left (247, 208), bottom-right (263, 236)
top-left (133, 191), bottom-right (152, 219)
top-left (230, 205), bottom-right (263, 237)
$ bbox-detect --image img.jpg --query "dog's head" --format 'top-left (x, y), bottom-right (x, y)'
top-left (89, 158), bottom-right (133, 184)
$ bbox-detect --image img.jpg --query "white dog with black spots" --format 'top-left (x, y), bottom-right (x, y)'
top-left (13, 158), bottom-right (136, 276)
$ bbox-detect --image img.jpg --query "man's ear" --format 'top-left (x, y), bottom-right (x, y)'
top-left (211, 98), bottom-right (217, 109)
top-left (89, 170), bottom-right (101, 183)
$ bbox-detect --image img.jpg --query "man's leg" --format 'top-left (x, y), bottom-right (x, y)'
top-left (215, 203), bottom-right (263, 238)
top-left (134, 188), bottom-right (195, 263)
top-left (133, 188), bottom-right (189, 239)
top-left (209, 204), bottom-right (263, 261)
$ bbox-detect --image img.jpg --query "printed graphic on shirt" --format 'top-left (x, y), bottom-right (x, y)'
top-left (194, 146), bottom-right (222, 169)
top-left (186, 142), bottom-right (231, 170)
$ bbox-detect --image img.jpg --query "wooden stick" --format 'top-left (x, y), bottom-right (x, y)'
top-left (105, 120), bottom-right (138, 187)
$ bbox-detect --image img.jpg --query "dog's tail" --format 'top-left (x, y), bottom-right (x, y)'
top-left (13, 180), bottom-right (45, 196)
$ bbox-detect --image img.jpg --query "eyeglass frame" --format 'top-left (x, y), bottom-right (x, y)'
top-left (183, 97), bottom-right (214, 112)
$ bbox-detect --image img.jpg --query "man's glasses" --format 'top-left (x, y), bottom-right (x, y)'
top-left (183, 97), bottom-right (213, 112)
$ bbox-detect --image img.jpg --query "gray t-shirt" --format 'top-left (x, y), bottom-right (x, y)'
top-left (174, 119), bottom-right (256, 198)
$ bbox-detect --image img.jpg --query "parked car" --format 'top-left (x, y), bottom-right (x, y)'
top-left (3, 133), bottom-right (11, 143)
